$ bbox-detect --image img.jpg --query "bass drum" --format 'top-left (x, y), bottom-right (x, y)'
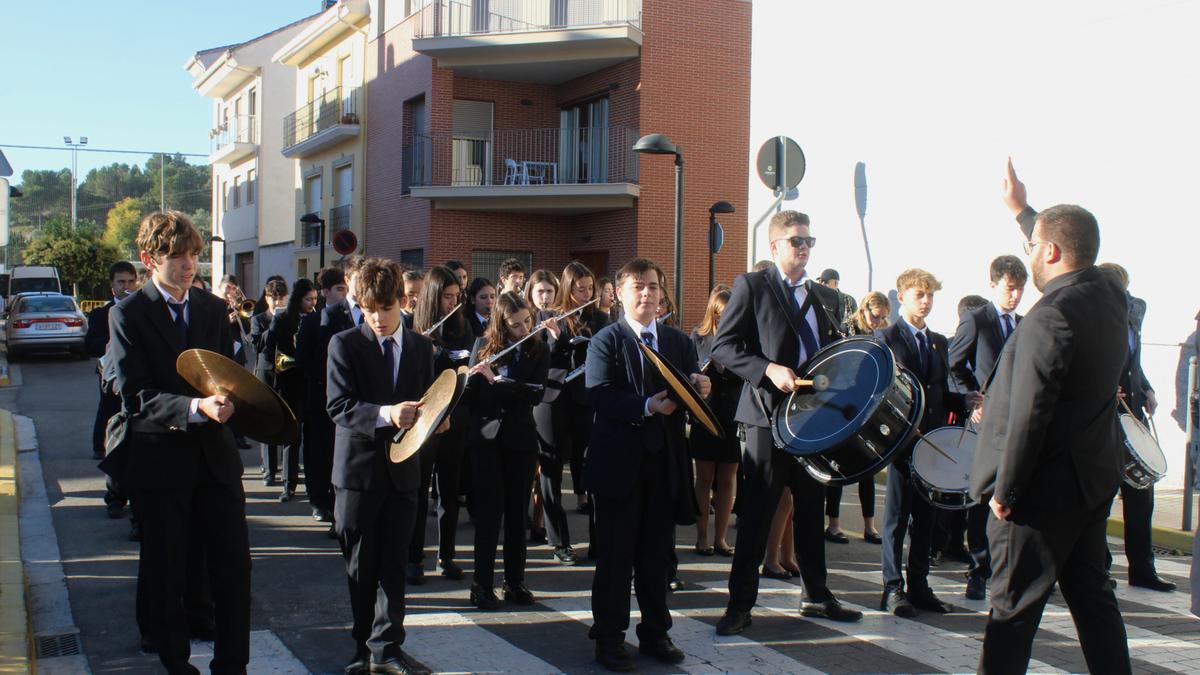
top-left (910, 425), bottom-right (977, 510)
top-left (772, 337), bottom-right (924, 486)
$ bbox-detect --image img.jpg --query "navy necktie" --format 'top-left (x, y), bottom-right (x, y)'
top-left (915, 330), bottom-right (931, 377)
top-left (1000, 313), bottom-right (1014, 340)
top-left (171, 302), bottom-right (188, 344)
top-left (382, 337), bottom-right (396, 391)
top-left (640, 331), bottom-right (657, 395)
top-left (789, 283), bottom-right (819, 364)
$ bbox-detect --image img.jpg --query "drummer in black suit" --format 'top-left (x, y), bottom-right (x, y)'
top-left (876, 269), bottom-right (981, 618)
top-left (712, 210), bottom-right (863, 635)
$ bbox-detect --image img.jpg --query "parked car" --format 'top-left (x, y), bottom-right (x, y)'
top-left (4, 292), bottom-right (87, 360)
top-left (7, 265), bottom-right (62, 297)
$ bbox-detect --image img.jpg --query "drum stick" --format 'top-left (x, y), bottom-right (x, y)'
top-left (793, 375), bottom-right (830, 391)
top-left (1117, 394), bottom-right (1136, 418)
top-left (913, 429), bottom-right (957, 464)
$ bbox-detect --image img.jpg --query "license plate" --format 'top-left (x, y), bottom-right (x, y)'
top-left (35, 322), bottom-right (63, 331)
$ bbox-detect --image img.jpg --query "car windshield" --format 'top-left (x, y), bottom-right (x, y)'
top-left (18, 297), bottom-right (77, 314)
top-left (11, 278), bottom-right (59, 294)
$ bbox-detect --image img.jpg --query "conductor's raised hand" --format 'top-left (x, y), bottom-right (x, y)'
top-left (1002, 156), bottom-right (1028, 216)
top-left (390, 400), bottom-right (424, 429)
top-left (765, 363), bottom-right (800, 393)
top-left (199, 394), bottom-right (235, 424)
top-left (690, 373), bottom-right (712, 398)
top-left (647, 390), bottom-right (678, 416)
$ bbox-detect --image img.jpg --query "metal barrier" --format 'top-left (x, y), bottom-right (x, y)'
top-left (79, 300), bottom-right (106, 314)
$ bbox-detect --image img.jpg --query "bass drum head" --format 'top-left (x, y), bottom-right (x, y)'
top-left (1119, 413), bottom-right (1167, 476)
top-left (911, 426), bottom-right (976, 504)
top-left (773, 337), bottom-right (897, 457)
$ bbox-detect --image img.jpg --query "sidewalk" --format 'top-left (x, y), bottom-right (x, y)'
top-left (0, 408), bottom-right (31, 672)
top-left (1109, 486), bottom-right (1197, 554)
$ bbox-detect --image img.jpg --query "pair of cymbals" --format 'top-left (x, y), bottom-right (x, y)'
top-left (389, 366), bottom-right (469, 464)
top-left (176, 349), bottom-right (299, 445)
top-left (638, 342), bottom-right (724, 439)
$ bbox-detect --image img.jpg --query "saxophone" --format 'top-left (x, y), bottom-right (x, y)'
top-left (275, 325), bottom-right (298, 373)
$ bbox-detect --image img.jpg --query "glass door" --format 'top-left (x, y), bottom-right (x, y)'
top-left (560, 97), bottom-right (608, 184)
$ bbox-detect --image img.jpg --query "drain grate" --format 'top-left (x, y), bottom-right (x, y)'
top-left (36, 631), bottom-right (81, 658)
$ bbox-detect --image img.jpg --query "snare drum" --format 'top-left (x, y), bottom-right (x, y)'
top-left (771, 337), bottom-right (925, 486)
top-left (909, 425), bottom-right (977, 509)
top-left (1119, 413), bottom-right (1167, 489)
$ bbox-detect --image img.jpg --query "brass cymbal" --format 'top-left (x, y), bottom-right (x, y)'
top-left (389, 366), bottom-right (468, 464)
top-left (176, 348), bottom-right (299, 445)
top-left (638, 342), bottom-right (725, 439)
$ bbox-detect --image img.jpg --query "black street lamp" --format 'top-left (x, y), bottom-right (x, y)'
top-left (632, 133), bottom-right (684, 325)
top-left (707, 200), bottom-right (735, 294)
top-left (300, 212), bottom-right (327, 269)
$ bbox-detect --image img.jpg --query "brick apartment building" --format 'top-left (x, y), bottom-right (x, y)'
top-left (363, 0), bottom-right (751, 325)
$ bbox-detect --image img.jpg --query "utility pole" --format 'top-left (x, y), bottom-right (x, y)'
top-left (63, 135), bottom-right (87, 228)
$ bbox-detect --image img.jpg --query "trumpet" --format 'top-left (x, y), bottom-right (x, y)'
top-left (227, 286), bottom-right (256, 320)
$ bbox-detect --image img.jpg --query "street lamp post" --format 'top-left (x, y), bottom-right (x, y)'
top-left (708, 201), bottom-right (735, 294)
top-left (632, 133), bottom-right (684, 326)
top-left (300, 212), bottom-right (327, 269)
top-left (63, 135), bottom-right (88, 228)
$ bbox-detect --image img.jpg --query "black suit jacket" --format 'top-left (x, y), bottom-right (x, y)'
top-left (467, 312), bottom-right (488, 339)
top-left (875, 321), bottom-right (966, 441)
top-left (465, 337), bottom-right (549, 449)
top-left (712, 268), bottom-right (843, 428)
top-left (1120, 299), bottom-right (1154, 417)
top-left (583, 320), bottom-right (698, 509)
top-left (968, 266), bottom-right (1128, 518)
top-left (249, 311), bottom-right (275, 373)
top-left (326, 323), bottom-right (434, 492)
top-left (948, 303), bottom-right (1020, 394)
top-left (108, 282), bottom-right (242, 490)
top-left (85, 299), bottom-right (116, 357)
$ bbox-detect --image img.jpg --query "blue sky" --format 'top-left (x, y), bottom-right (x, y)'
top-left (0, 0), bottom-right (318, 179)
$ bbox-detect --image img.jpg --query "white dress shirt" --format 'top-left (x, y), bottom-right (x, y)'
top-left (778, 269), bottom-right (821, 364)
top-left (624, 313), bottom-right (660, 417)
top-left (374, 329), bottom-right (405, 428)
top-left (153, 277), bottom-right (205, 424)
top-left (992, 302), bottom-right (1016, 339)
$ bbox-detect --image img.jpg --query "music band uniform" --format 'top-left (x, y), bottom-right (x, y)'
top-left (532, 308), bottom-right (575, 555)
top-left (249, 309), bottom-right (279, 480)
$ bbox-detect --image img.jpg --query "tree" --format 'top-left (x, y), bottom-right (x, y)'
top-left (103, 197), bottom-right (144, 259)
top-left (22, 216), bottom-right (123, 295)
top-left (146, 155), bottom-right (211, 215)
top-left (8, 169), bottom-right (72, 229)
top-left (78, 163), bottom-right (152, 220)
top-left (190, 209), bottom-right (213, 263)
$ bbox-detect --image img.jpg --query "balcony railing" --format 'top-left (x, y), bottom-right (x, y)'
top-left (283, 86), bottom-right (361, 150)
top-left (301, 212), bottom-right (323, 248)
top-left (409, 126), bottom-right (638, 188)
top-left (329, 204), bottom-right (352, 234)
top-left (414, 0), bottom-right (642, 39)
top-left (212, 115), bottom-right (257, 152)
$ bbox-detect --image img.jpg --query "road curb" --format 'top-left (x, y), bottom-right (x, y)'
top-left (0, 409), bottom-right (32, 672)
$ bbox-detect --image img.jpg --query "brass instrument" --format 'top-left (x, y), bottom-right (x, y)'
top-left (228, 285), bottom-right (256, 320)
top-left (275, 320), bottom-right (299, 373)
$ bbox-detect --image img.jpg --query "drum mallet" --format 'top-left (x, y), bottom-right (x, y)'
top-left (793, 375), bottom-right (830, 391)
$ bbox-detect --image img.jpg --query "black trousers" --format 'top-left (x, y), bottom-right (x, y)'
top-left (561, 397), bottom-right (592, 496)
top-left (94, 385), bottom-right (127, 508)
top-left (589, 450), bottom-right (674, 646)
top-left (981, 500), bottom-right (1130, 674)
top-left (880, 461), bottom-right (934, 592)
top-left (255, 369), bottom-right (278, 477)
top-left (471, 440), bottom-right (538, 586)
top-left (335, 486), bottom-right (418, 661)
top-left (275, 370), bottom-right (305, 492)
top-left (132, 461), bottom-right (250, 674)
top-left (533, 400), bottom-right (571, 547)
top-left (966, 502), bottom-right (992, 579)
top-left (825, 475), bottom-right (876, 519)
top-left (410, 412), bottom-right (465, 564)
top-left (728, 425), bottom-right (830, 611)
top-left (302, 405), bottom-right (335, 512)
top-left (1108, 481), bottom-right (1156, 577)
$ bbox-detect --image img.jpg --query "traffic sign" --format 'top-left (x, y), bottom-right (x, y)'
top-left (709, 221), bottom-right (724, 254)
top-left (331, 228), bottom-right (358, 256)
top-left (756, 136), bottom-right (805, 192)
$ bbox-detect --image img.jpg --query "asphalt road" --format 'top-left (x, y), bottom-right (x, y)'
top-left (10, 354), bottom-right (1199, 674)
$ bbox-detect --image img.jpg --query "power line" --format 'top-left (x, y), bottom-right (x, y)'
top-left (0, 143), bottom-right (207, 159)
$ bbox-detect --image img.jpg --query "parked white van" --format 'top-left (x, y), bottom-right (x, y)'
top-left (8, 266), bottom-right (62, 297)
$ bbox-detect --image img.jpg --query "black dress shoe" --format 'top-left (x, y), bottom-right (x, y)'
top-left (370, 652), bottom-right (429, 675)
top-left (344, 645), bottom-right (370, 674)
top-left (1129, 573), bottom-right (1177, 592)
top-left (470, 583), bottom-right (500, 610)
top-left (801, 597), bottom-right (863, 622)
top-left (880, 588), bottom-right (916, 618)
top-left (594, 642), bottom-right (635, 672)
top-left (863, 531), bottom-right (882, 544)
top-left (761, 565), bottom-right (792, 580)
top-left (965, 574), bottom-right (987, 600)
top-left (668, 577), bottom-right (684, 592)
top-left (553, 546), bottom-right (578, 566)
top-left (639, 636), bottom-right (685, 664)
top-left (824, 528), bottom-right (850, 544)
top-left (503, 581), bottom-right (535, 605)
top-left (929, 551), bottom-right (944, 567)
top-left (406, 562), bottom-right (425, 585)
top-left (262, 474), bottom-right (278, 487)
top-left (908, 588), bottom-right (952, 613)
top-left (1105, 571), bottom-right (1118, 589)
top-left (313, 507), bottom-right (332, 522)
top-left (715, 609), bottom-right (752, 635)
top-left (438, 560), bottom-right (464, 580)
top-left (139, 635), bottom-right (157, 654)
top-left (106, 503), bottom-right (124, 519)
top-left (278, 490), bottom-right (294, 503)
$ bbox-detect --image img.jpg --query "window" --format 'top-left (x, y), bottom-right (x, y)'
top-left (400, 248), bottom-right (424, 270)
top-left (560, 96), bottom-right (609, 184)
top-left (232, 176), bottom-right (241, 208)
top-left (246, 169), bottom-right (256, 204)
top-left (472, 250), bottom-right (532, 287)
top-left (403, 97), bottom-right (428, 192)
top-left (303, 174), bottom-right (323, 247)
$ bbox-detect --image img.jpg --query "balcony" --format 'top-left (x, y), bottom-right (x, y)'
top-left (282, 87), bottom-right (361, 159)
top-left (299, 205), bottom-right (352, 249)
top-left (209, 115), bottom-right (258, 166)
top-left (412, 0), bottom-right (642, 84)
top-left (408, 126), bottom-right (640, 214)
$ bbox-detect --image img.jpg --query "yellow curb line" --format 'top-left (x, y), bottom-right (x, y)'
top-left (0, 409), bottom-right (31, 672)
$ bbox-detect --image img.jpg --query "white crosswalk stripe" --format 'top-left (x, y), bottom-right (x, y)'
top-left (405, 611), bottom-right (562, 674)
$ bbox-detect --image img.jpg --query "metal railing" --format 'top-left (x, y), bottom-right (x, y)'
top-left (329, 204), bottom-right (352, 234)
top-left (414, 0), bottom-right (642, 38)
top-left (212, 115), bottom-right (257, 152)
top-left (283, 87), bottom-right (361, 150)
top-left (301, 212), bottom-right (323, 248)
top-left (409, 126), bottom-right (638, 187)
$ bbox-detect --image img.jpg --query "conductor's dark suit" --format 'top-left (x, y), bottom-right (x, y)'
top-left (949, 302), bottom-right (1021, 584)
top-left (109, 281), bottom-right (250, 673)
top-left (327, 323), bottom-right (433, 661)
top-left (712, 268), bottom-right (843, 611)
top-left (583, 318), bottom-right (697, 647)
top-left (968, 259), bottom-right (1131, 674)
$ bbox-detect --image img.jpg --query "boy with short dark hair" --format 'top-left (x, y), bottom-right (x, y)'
top-left (498, 258), bottom-right (527, 294)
